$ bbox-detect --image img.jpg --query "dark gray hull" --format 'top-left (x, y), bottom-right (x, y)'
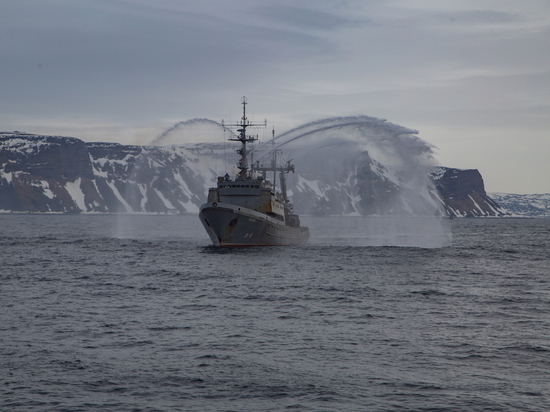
top-left (199, 202), bottom-right (310, 246)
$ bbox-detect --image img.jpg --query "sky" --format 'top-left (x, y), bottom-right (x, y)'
top-left (1, 0), bottom-right (549, 194)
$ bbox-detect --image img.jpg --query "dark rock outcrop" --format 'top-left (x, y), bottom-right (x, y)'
top-left (1, 133), bottom-right (93, 180)
top-left (0, 133), bottom-right (93, 213)
top-left (432, 167), bottom-right (506, 217)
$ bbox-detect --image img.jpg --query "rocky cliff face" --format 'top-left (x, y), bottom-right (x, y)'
top-left (1, 132), bottom-right (220, 214)
top-left (431, 167), bottom-right (506, 217)
top-left (85, 142), bottom-right (216, 214)
top-left (1, 132), bottom-right (505, 217)
top-left (0, 133), bottom-right (93, 213)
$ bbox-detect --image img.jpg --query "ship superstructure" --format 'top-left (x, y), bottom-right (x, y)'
top-left (199, 97), bottom-right (309, 246)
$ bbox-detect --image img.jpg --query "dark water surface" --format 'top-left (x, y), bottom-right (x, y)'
top-left (1, 215), bottom-right (549, 411)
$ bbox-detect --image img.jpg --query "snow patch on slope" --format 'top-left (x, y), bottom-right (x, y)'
top-left (65, 178), bottom-right (86, 210)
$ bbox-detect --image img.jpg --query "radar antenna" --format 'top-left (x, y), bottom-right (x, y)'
top-left (222, 96), bottom-right (266, 179)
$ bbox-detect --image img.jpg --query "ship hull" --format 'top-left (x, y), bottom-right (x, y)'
top-left (199, 202), bottom-right (310, 247)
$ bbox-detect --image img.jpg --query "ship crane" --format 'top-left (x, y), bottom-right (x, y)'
top-left (253, 160), bottom-right (295, 203)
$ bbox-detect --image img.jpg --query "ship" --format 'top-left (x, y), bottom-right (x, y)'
top-left (199, 97), bottom-right (310, 246)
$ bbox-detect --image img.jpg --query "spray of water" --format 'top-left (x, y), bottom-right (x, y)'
top-left (251, 115), bottom-right (443, 217)
top-left (150, 118), bottom-right (230, 146)
top-left (151, 114), bottom-right (452, 247)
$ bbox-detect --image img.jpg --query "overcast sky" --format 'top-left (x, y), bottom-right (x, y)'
top-left (1, 0), bottom-right (549, 194)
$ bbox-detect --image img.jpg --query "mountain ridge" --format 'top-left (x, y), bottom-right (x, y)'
top-left (0, 131), bottom-right (524, 217)
top-left (488, 192), bottom-right (549, 217)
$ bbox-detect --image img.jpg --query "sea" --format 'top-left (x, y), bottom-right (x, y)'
top-left (1, 214), bottom-right (549, 412)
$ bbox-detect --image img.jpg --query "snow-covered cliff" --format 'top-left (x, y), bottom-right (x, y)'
top-left (1, 131), bottom-right (508, 216)
top-left (489, 192), bottom-right (550, 217)
top-left (0, 132), bottom-right (224, 214)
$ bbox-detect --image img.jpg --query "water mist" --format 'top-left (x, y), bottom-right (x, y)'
top-left (154, 114), bottom-right (452, 247)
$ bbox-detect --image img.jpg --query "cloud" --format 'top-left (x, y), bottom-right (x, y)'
top-left (0, 0), bottom-right (346, 121)
top-left (255, 4), bottom-right (357, 31)
top-left (0, 0), bottom-right (549, 192)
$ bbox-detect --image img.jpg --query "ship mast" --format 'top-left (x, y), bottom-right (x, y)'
top-left (222, 96), bottom-right (266, 180)
top-left (253, 137), bottom-right (295, 203)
